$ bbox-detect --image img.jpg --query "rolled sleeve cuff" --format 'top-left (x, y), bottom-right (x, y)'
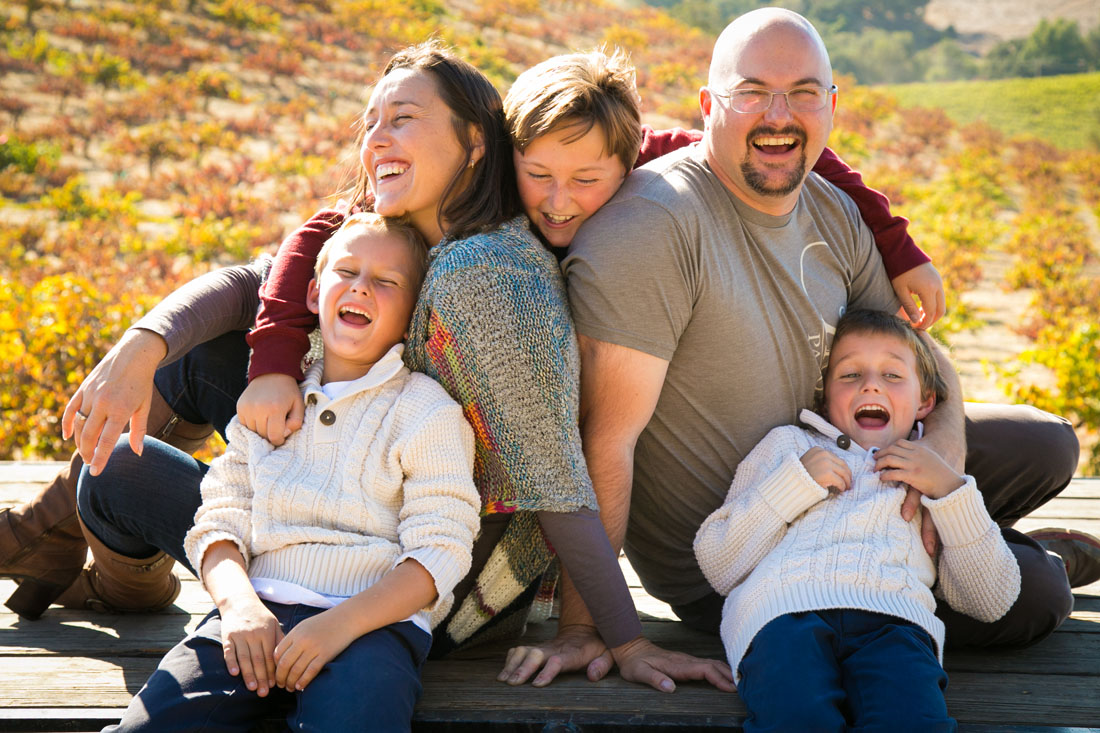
top-left (185, 529), bottom-right (250, 588)
top-left (397, 545), bottom-right (468, 613)
top-left (758, 452), bottom-right (829, 523)
top-left (921, 477), bottom-right (992, 547)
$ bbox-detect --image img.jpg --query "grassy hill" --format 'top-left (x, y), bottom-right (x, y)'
top-left (882, 72), bottom-right (1100, 150)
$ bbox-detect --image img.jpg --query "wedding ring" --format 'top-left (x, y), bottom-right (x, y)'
top-left (75, 410), bottom-right (89, 420)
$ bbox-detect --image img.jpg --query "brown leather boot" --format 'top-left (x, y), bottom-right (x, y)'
top-left (55, 515), bottom-right (180, 613)
top-left (0, 454), bottom-right (86, 619)
top-left (54, 394), bottom-right (213, 614)
top-left (3, 389), bottom-right (213, 618)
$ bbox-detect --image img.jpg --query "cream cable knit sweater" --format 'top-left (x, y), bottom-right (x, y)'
top-left (694, 410), bottom-right (1020, 681)
top-left (184, 344), bottom-right (480, 628)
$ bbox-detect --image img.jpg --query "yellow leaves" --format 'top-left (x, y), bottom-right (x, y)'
top-left (1004, 205), bottom-right (1092, 290)
top-left (206, 0), bottom-right (282, 31)
top-left (601, 25), bottom-right (647, 54)
top-left (648, 61), bottom-right (701, 93)
top-left (0, 273), bottom-right (124, 458)
top-left (1001, 311), bottom-right (1100, 473)
top-left (0, 238), bottom-right (178, 459)
top-left (38, 177), bottom-right (142, 222)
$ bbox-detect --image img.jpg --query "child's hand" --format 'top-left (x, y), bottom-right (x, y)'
top-left (237, 373), bottom-right (304, 446)
top-left (220, 594), bottom-right (284, 697)
top-left (800, 447), bottom-right (852, 493)
top-left (875, 439), bottom-right (965, 500)
top-left (274, 610), bottom-right (353, 691)
top-left (891, 262), bottom-right (946, 330)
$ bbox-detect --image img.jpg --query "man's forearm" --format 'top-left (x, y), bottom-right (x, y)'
top-left (920, 334), bottom-right (966, 472)
top-left (582, 440), bottom-right (635, 553)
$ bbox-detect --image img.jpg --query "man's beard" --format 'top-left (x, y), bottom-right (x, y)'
top-left (740, 125), bottom-right (807, 197)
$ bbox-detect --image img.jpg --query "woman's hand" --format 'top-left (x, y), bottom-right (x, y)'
top-left (219, 592), bottom-right (284, 697)
top-left (273, 610), bottom-right (352, 691)
top-left (611, 636), bottom-right (736, 693)
top-left (498, 623), bottom-right (611, 687)
top-left (891, 262), bottom-right (946, 330)
top-left (237, 373), bottom-right (303, 445)
top-left (62, 329), bottom-right (167, 476)
top-left (499, 626), bottom-right (737, 694)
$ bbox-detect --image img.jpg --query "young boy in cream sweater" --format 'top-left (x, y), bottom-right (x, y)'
top-left (694, 309), bottom-right (1021, 732)
top-left (108, 213), bottom-right (480, 732)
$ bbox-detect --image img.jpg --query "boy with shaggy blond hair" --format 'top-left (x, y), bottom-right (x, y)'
top-left (695, 309), bottom-right (1020, 731)
top-left (109, 213), bottom-right (480, 731)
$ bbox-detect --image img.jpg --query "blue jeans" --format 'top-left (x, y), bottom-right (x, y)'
top-left (106, 602), bottom-right (431, 732)
top-left (76, 331), bottom-right (250, 571)
top-left (737, 610), bottom-right (955, 733)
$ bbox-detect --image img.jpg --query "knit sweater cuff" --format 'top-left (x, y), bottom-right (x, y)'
top-left (185, 529), bottom-right (250, 589)
top-left (758, 452), bottom-right (829, 524)
top-left (921, 477), bottom-right (991, 547)
top-left (398, 545), bottom-right (468, 613)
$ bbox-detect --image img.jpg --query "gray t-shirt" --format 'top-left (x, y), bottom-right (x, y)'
top-left (564, 145), bottom-right (902, 606)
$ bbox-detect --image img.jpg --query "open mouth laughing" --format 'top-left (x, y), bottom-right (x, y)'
top-left (854, 404), bottom-right (890, 429)
top-left (542, 212), bottom-right (576, 227)
top-left (375, 161), bottom-right (408, 181)
top-left (338, 305), bottom-right (372, 326)
top-left (749, 126), bottom-right (806, 156)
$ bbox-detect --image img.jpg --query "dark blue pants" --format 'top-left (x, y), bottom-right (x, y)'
top-left (106, 602), bottom-right (431, 732)
top-left (737, 610), bottom-right (955, 733)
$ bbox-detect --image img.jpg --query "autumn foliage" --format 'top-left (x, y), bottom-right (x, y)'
top-left (2, 1), bottom-right (1099, 470)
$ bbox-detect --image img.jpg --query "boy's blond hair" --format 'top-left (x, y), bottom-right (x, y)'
top-left (315, 213), bottom-right (429, 288)
top-left (504, 49), bottom-right (642, 172)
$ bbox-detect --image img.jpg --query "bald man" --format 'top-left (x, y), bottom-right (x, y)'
top-left (493, 7), bottom-right (1079, 686)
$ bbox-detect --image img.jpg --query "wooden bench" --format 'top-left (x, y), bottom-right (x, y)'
top-left (2, 462), bottom-right (1098, 731)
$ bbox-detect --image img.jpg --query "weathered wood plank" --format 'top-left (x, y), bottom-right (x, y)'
top-left (1021, 499), bottom-right (1100, 520)
top-left (1059, 482), bottom-right (1100, 499)
top-left (0, 462), bottom-right (73, 483)
top-left (946, 671), bottom-right (1100, 727)
top-left (2, 462), bottom-right (1099, 731)
top-left (4, 656), bottom-right (1097, 728)
top-left (945, 619), bottom-right (1100, 675)
top-left (0, 611), bottom-right (205, 657)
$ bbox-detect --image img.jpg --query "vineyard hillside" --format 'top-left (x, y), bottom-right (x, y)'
top-left (1, 0), bottom-right (1098, 472)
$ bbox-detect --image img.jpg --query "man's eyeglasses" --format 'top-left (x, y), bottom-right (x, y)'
top-left (710, 84), bottom-right (838, 114)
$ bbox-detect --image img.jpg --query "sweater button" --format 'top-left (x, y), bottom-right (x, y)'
top-left (836, 434), bottom-right (851, 450)
top-left (319, 409), bottom-right (336, 425)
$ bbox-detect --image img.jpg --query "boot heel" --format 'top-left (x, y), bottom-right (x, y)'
top-left (5, 578), bottom-right (64, 619)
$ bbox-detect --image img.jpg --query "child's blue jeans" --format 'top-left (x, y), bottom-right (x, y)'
top-left (105, 601), bottom-right (432, 732)
top-left (737, 609), bottom-right (956, 733)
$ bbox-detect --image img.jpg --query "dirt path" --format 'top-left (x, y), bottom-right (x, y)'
top-left (949, 247), bottom-right (1047, 404)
